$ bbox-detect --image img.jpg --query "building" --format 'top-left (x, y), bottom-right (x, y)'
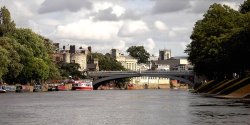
top-left (52, 43), bottom-right (92, 71)
top-left (152, 56), bottom-right (192, 71)
top-left (134, 63), bottom-right (170, 89)
top-left (87, 57), bottom-right (99, 71)
top-left (159, 49), bottom-right (171, 60)
top-left (111, 49), bottom-right (137, 71)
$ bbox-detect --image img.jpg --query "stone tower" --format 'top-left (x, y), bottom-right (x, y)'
top-left (159, 49), bottom-right (171, 60)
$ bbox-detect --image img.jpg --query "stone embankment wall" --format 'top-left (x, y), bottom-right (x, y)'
top-left (194, 77), bottom-right (250, 99)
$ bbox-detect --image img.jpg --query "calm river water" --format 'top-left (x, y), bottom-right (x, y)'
top-left (0, 90), bottom-right (250, 125)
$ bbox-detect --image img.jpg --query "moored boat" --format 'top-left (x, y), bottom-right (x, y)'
top-left (72, 79), bottom-right (93, 90)
top-left (57, 84), bottom-right (67, 91)
top-left (0, 86), bottom-right (6, 93)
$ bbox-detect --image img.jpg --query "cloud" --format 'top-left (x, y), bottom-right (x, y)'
top-left (38, 0), bottom-right (92, 14)
top-left (120, 9), bottom-right (145, 20)
top-left (188, 1), bottom-right (216, 14)
top-left (93, 8), bottom-right (119, 21)
top-left (54, 19), bottom-right (122, 40)
top-left (220, 1), bottom-right (243, 10)
top-left (118, 20), bottom-right (149, 37)
top-left (2, 0), bottom-right (245, 57)
top-left (115, 40), bottom-right (126, 50)
top-left (152, 0), bottom-right (191, 14)
top-left (154, 20), bottom-right (168, 31)
top-left (188, 0), bottom-right (245, 14)
top-left (144, 38), bottom-right (156, 53)
top-left (92, 2), bottom-right (126, 21)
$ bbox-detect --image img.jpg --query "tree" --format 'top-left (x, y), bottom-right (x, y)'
top-left (240, 0), bottom-right (250, 14)
top-left (126, 46), bottom-right (150, 64)
top-left (57, 62), bottom-right (84, 79)
top-left (185, 3), bottom-right (240, 79)
top-left (0, 6), bottom-right (16, 36)
top-left (0, 37), bottom-right (23, 83)
top-left (0, 46), bottom-right (10, 80)
top-left (223, 13), bottom-right (250, 76)
top-left (91, 52), bottom-right (125, 71)
top-left (0, 6), bottom-right (60, 84)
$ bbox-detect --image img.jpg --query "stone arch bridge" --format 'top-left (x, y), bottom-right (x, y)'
top-left (87, 70), bottom-right (195, 90)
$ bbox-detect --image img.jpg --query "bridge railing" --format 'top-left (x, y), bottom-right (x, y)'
top-left (88, 70), bottom-right (194, 76)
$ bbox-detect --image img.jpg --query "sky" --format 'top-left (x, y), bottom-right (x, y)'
top-left (0, 0), bottom-right (246, 57)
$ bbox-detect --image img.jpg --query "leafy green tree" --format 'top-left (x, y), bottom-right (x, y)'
top-left (5, 28), bottom-right (60, 83)
top-left (0, 6), bottom-right (60, 84)
top-left (185, 3), bottom-right (240, 79)
top-left (240, 0), bottom-right (250, 14)
top-left (0, 6), bottom-right (15, 36)
top-left (58, 62), bottom-right (84, 79)
top-left (91, 52), bottom-right (125, 71)
top-left (126, 46), bottom-right (149, 64)
top-left (0, 46), bottom-right (9, 80)
top-left (39, 37), bottom-right (61, 80)
top-left (223, 13), bottom-right (250, 76)
top-left (0, 37), bottom-right (24, 83)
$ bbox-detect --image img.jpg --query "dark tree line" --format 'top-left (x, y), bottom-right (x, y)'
top-left (185, 0), bottom-right (250, 80)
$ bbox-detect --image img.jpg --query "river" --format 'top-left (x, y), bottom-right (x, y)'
top-left (0, 90), bottom-right (250, 125)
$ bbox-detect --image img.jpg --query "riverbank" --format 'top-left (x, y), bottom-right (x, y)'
top-left (194, 77), bottom-right (250, 99)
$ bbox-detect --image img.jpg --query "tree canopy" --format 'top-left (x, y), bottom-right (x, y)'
top-left (240, 0), bottom-right (250, 14)
top-left (185, 1), bottom-right (250, 79)
top-left (0, 6), bottom-right (60, 84)
top-left (126, 46), bottom-right (150, 64)
top-left (0, 6), bottom-right (15, 36)
top-left (91, 52), bottom-right (125, 71)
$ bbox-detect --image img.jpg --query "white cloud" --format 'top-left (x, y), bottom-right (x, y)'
top-left (144, 38), bottom-right (156, 53)
top-left (152, 0), bottom-right (191, 14)
top-left (92, 2), bottom-right (125, 21)
top-left (54, 19), bottom-right (122, 40)
top-left (38, 0), bottom-right (92, 14)
top-left (28, 20), bottom-right (42, 34)
top-left (168, 27), bottom-right (189, 38)
top-left (116, 40), bottom-right (126, 50)
top-left (168, 31), bottom-right (176, 37)
top-left (221, 2), bottom-right (240, 10)
top-left (118, 20), bottom-right (149, 37)
top-left (112, 5), bottom-right (125, 17)
top-left (1, 0), bottom-right (245, 57)
top-left (154, 20), bottom-right (167, 31)
top-left (13, 1), bottom-right (34, 17)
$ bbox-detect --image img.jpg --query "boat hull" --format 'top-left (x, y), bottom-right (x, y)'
top-left (0, 90), bottom-right (6, 93)
top-left (72, 86), bottom-right (93, 91)
top-left (71, 80), bottom-right (93, 91)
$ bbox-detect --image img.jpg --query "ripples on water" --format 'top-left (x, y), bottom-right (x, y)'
top-left (0, 90), bottom-right (249, 125)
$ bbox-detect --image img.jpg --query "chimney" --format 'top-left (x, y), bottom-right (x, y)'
top-left (88, 46), bottom-right (92, 53)
top-left (69, 45), bottom-right (75, 53)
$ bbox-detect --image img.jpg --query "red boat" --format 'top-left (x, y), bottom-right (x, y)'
top-left (72, 80), bottom-right (93, 90)
top-left (57, 85), bottom-right (67, 91)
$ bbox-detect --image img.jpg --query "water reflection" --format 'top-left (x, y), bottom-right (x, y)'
top-left (0, 90), bottom-right (249, 125)
top-left (189, 95), bottom-right (250, 125)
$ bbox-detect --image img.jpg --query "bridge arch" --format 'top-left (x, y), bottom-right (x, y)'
top-left (92, 74), bottom-right (194, 90)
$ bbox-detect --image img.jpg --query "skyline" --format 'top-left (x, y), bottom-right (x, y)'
top-left (0, 0), bottom-right (245, 56)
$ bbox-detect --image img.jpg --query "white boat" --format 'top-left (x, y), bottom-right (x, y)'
top-left (0, 86), bottom-right (6, 93)
top-left (72, 79), bottom-right (93, 91)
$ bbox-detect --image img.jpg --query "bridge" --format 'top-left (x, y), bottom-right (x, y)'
top-left (88, 70), bottom-right (195, 90)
